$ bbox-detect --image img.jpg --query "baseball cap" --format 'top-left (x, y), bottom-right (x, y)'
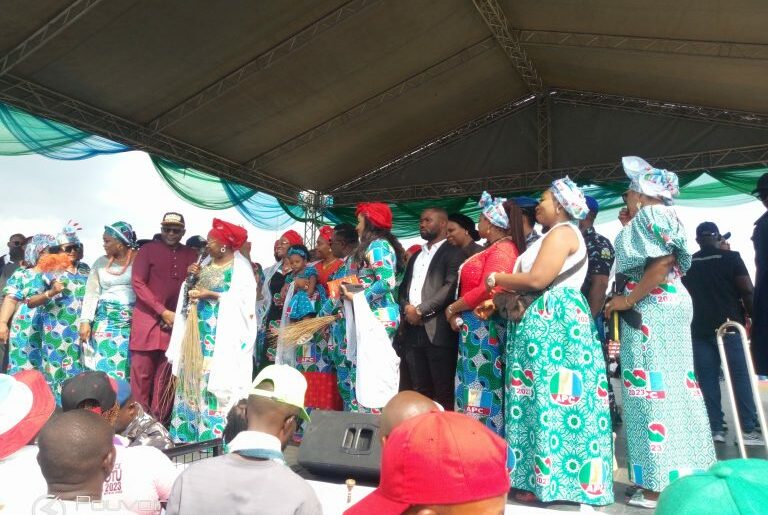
top-left (585, 195), bottom-right (599, 214)
top-left (656, 459), bottom-right (768, 515)
top-left (345, 411), bottom-right (509, 514)
top-left (751, 173), bottom-right (768, 195)
top-left (0, 371), bottom-right (55, 460)
top-left (696, 221), bottom-right (721, 238)
top-left (60, 371), bottom-right (117, 413)
top-left (250, 365), bottom-right (310, 422)
top-left (161, 212), bottom-right (185, 227)
top-left (111, 378), bottom-right (132, 407)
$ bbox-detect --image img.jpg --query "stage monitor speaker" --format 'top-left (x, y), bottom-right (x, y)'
top-left (298, 410), bottom-right (381, 481)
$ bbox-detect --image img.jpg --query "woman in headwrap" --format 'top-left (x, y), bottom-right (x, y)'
top-left (167, 218), bottom-right (257, 442)
top-left (313, 225), bottom-right (342, 290)
top-left (443, 192), bottom-right (524, 434)
top-left (446, 212), bottom-right (484, 257)
top-left (78, 222), bottom-right (138, 381)
top-left (255, 230), bottom-right (302, 372)
top-left (339, 202), bottom-right (405, 412)
top-left (0, 234), bottom-right (55, 374)
top-left (30, 223), bottom-right (90, 402)
top-left (487, 177), bottom-right (614, 506)
top-left (604, 157), bottom-right (715, 508)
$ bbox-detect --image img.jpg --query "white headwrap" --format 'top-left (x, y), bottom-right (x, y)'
top-left (622, 156), bottom-right (680, 205)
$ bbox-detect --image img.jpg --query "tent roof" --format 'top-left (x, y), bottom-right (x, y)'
top-left (2, 0), bottom-right (768, 204)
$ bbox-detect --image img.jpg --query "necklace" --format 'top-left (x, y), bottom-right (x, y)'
top-left (106, 249), bottom-right (133, 276)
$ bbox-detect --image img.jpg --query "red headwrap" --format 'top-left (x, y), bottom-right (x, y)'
top-left (318, 225), bottom-right (334, 243)
top-left (281, 229), bottom-right (303, 246)
top-left (208, 218), bottom-right (248, 250)
top-left (355, 202), bottom-right (393, 230)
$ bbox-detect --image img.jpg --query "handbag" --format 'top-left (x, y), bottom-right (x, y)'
top-left (494, 254), bottom-right (587, 322)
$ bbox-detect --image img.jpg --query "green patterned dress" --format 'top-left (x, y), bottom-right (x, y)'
top-left (40, 263), bottom-right (89, 403)
top-left (2, 267), bottom-right (45, 373)
top-left (170, 262), bottom-right (232, 443)
top-left (505, 223), bottom-right (614, 505)
top-left (614, 205), bottom-right (716, 492)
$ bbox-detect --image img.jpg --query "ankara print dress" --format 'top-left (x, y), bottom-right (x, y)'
top-left (40, 263), bottom-right (89, 403)
top-left (505, 224), bottom-right (614, 505)
top-left (614, 205), bottom-right (715, 492)
top-left (79, 255), bottom-right (136, 381)
top-left (2, 267), bottom-right (45, 373)
top-left (317, 256), bottom-right (359, 411)
top-left (170, 262), bottom-right (233, 443)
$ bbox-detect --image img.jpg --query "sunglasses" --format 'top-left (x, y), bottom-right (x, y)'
top-left (49, 244), bottom-right (82, 254)
top-left (161, 227), bottom-right (183, 234)
top-left (10, 240), bottom-right (24, 247)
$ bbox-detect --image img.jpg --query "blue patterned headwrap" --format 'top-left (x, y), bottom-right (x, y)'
top-left (25, 234), bottom-right (56, 266)
top-left (622, 156), bottom-right (679, 205)
top-left (105, 221), bottom-right (138, 249)
top-left (287, 245), bottom-right (309, 260)
top-left (478, 191), bottom-right (509, 229)
top-left (550, 176), bottom-right (588, 220)
top-left (56, 220), bottom-right (82, 246)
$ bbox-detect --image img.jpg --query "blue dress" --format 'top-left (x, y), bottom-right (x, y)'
top-left (286, 267), bottom-right (322, 321)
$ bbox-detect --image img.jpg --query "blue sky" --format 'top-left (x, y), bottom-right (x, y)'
top-left (1, 151), bottom-right (764, 279)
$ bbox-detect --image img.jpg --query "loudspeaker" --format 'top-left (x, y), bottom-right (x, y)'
top-left (298, 410), bottom-right (382, 481)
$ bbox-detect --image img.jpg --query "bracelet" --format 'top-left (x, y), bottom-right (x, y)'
top-left (447, 305), bottom-right (454, 316)
top-left (624, 296), bottom-right (633, 308)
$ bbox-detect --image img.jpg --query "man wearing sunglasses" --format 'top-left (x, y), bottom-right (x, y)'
top-left (0, 233), bottom-right (27, 294)
top-left (130, 212), bottom-right (198, 425)
top-left (751, 173), bottom-right (768, 379)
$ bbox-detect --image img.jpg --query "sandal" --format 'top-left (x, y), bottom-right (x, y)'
top-left (627, 490), bottom-right (657, 509)
top-left (512, 490), bottom-right (539, 503)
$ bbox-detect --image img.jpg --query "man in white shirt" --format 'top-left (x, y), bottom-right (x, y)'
top-left (166, 365), bottom-right (322, 515)
top-left (398, 208), bottom-right (465, 409)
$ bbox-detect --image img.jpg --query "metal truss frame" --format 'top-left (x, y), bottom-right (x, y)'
top-left (332, 142), bottom-right (768, 205)
top-left (246, 37), bottom-right (495, 169)
top-left (472, 0), bottom-right (543, 93)
top-left (551, 89), bottom-right (768, 130)
top-left (0, 75), bottom-right (301, 202)
top-left (517, 29), bottom-right (768, 61)
top-left (331, 93), bottom-right (537, 193)
top-left (148, 0), bottom-right (379, 132)
top-left (0, 0), bottom-right (104, 76)
top-left (537, 94), bottom-right (552, 169)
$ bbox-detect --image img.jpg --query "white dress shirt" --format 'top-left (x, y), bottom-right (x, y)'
top-left (408, 239), bottom-right (447, 307)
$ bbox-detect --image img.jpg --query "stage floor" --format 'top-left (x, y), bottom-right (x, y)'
top-left (288, 379), bottom-right (768, 514)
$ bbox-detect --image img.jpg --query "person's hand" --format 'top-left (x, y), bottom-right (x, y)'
top-left (448, 314), bottom-right (462, 332)
top-left (474, 299), bottom-right (496, 320)
top-left (604, 296), bottom-right (633, 318)
top-left (618, 208), bottom-right (632, 226)
top-left (340, 284), bottom-right (355, 301)
top-left (187, 263), bottom-right (201, 276)
top-left (78, 322), bottom-right (91, 343)
top-left (404, 304), bottom-right (421, 325)
top-left (50, 280), bottom-right (65, 296)
top-left (0, 324), bottom-right (8, 344)
top-left (161, 309), bottom-right (176, 327)
top-left (188, 288), bottom-right (214, 300)
top-left (293, 278), bottom-right (308, 290)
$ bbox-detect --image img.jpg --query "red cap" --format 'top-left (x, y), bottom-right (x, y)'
top-left (355, 202), bottom-right (393, 230)
top-left (208, 218), bottom-right (248, 250)
top-left (345, 411), bottom-right (509, 514)
top-left (280, 229), bottom-right (303, 246)
top-left (318, 225), bottom-right (334, 243)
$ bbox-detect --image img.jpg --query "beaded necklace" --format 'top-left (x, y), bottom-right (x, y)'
top-left (106, 249), bottom-right (133, 276)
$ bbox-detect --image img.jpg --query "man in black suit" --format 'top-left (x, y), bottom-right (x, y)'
top-left (399, 208), bottom-right (465, 409)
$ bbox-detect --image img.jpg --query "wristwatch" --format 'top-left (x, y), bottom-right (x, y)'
top-left (485, 272), bottom-right (497, 289)
top-left (414, 306), bottom-right (423, 318)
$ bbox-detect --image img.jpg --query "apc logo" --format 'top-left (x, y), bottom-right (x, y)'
top-left (549, 368), bottom-right (583, 406)
top-left (579, 458), bottom-right (608, 497)
top-left (648, 422), bottom-right (666, 453)
top-left (510, 365), bottom-right (534, 398)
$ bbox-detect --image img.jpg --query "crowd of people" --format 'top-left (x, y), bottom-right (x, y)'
top-left (1, 154), bottom-right (768, 513)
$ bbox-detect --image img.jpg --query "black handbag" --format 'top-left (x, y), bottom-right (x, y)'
top-left (494, 254), bottom-right (587, 322)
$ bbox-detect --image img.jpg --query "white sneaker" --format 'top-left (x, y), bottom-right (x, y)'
top-left (627, 490), bottom-right (657, 509)
top-left (713, 431), bottom-right (726, 444)
top-left (743, 432), bottom-right (765, 446)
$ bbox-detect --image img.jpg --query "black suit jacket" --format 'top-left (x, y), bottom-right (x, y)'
top-left (398, 241), bottom-right (464, 346)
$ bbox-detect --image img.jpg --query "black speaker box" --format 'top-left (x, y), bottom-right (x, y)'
top-left (298, 410), bottom-right (382, 481)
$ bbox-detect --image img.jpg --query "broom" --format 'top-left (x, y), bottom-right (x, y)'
top-left (176, 300), bottom-right (203, 409)
top-left (271, 315), bottom-right (337, 349)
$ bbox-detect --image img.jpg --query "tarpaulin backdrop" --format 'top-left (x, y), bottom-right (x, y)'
top-left (0, 102), bottom-right (764, 239)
